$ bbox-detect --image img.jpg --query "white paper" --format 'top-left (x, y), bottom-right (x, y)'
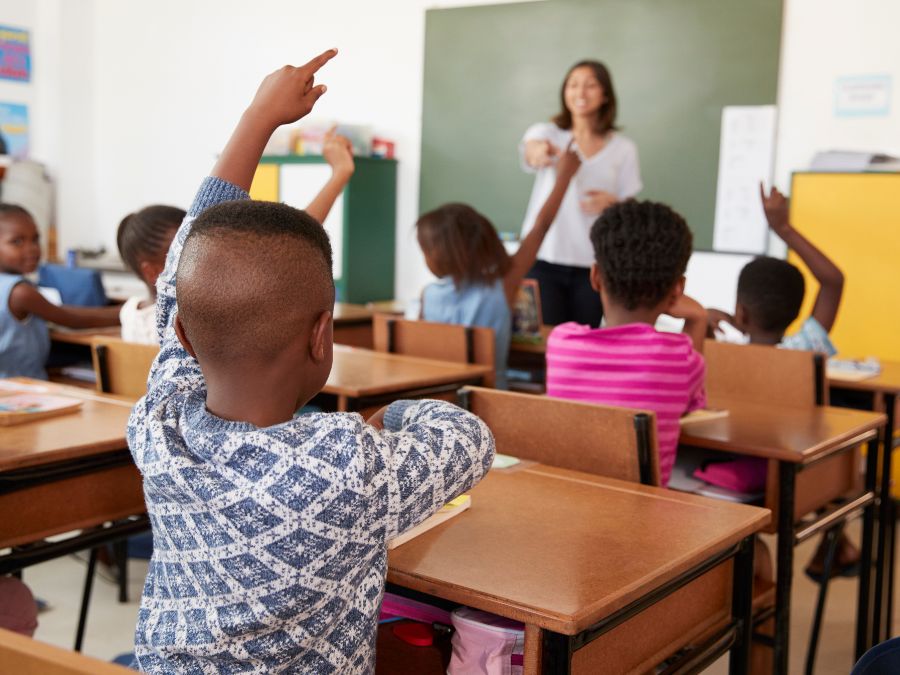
top-left (278, 164), bottom-right (344, 280)
top-left (712, 106), bottom-right (777, 254)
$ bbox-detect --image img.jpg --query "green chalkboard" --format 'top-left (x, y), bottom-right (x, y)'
top-left (420, 0), bottom-right (782, 249)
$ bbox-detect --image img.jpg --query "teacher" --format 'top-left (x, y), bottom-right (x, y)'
top-left (519, 60), bottom-right (642, 327)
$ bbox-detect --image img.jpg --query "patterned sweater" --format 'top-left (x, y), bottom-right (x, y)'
top-left (128, 177), bottom-right (495, 673)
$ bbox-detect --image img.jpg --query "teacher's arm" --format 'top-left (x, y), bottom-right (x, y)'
top-left (519, 122), bottom-right (560, 172)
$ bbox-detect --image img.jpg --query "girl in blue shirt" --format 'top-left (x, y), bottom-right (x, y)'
top-left (416, 148), bottom-right (579, 388)
top-left (0, 204), bottom-right (120, 379)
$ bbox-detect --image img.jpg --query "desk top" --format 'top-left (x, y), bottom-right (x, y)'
top-left (49, 325), bottom-right (121, 346)
top-left (333, 302), bottom-right (374, 325)
top-left (510, 325), bottom-right (552, 354)
top-left (830, 360), bottom-right (900, 395)
top-left (324, 345), bottom-right (491, 399)
top-left (679, 397), bottom-right (885, 464)
top-left (388, 463), bottom-right (768, 635)
top-left (0, 379), bottom-right (133, 472)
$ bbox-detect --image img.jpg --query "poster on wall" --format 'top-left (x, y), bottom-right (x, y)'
top-left (0, 103), bottom-right (29, 157)
top-left (0, 26), bottom-right (30, 82)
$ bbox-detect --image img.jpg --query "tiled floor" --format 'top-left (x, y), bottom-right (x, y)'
top-left (21, 525), bottom-right (899, 673)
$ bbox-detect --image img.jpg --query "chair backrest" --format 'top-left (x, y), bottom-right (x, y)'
top-left (703, 340), bottom-right (826, 408)
top-left (459, 386), bottom-right (660, 485)
top-left (91, 336), bottom-right (159, 398)
top-left (373, 315), bottom-right (496, 387)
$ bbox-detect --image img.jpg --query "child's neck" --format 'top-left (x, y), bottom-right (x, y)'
top-left (746, 328), bottom-right (784, 346)
top-left (602, 304), bottom-right (661, 328)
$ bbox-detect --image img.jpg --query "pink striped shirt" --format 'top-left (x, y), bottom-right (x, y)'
top-left (546, 322), bottom-right (706, 486)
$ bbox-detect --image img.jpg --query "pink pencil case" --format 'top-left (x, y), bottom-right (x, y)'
top-left (694, 457), bottom-right (768, 493)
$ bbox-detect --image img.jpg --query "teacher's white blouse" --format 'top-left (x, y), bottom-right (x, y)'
top-left (520, 122), bottom-right (642, 268)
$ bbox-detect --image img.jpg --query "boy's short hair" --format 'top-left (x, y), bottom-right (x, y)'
top-left (117, 205), bottom-right (186, 274)
top-left (177, 200), bottom-right (334, 363)
top-left (737, 256), bottom-right (805, 333)
top-left (589, 200), bottom-right (693, 311)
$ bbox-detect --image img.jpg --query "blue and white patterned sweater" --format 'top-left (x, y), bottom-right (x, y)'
top-left (128, 177), bottom-right (495, 673)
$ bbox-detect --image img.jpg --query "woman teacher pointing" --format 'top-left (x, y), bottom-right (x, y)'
top-left (519, 60), bottom-right (642, 326)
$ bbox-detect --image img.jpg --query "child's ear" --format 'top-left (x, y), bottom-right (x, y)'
top-left (309, 310), bottom-right (333, 363)
top-left (734, 302), bottom-right (750, 330)
top-left (173, 313), bottom-right (197, 359)
top-left (589, 263), bottom-right (603, 293)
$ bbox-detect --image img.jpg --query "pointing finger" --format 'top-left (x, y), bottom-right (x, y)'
top-left (301, 48), bottom-right (338, 75)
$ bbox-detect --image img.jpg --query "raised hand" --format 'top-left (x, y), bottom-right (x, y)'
top-left (554, 143), bottom-right (581, 183)
top-left (322, 126), bottom-right (355, 179)
top-left (248, 49), bottom-right (338, 130)
top-left (759, 182), bottom-right (791, 237)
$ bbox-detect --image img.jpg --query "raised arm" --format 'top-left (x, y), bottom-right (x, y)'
top-left (8, 283), bottom-right (120, 328)
top-left (760, 184), bottom-right (844, 332)
top-left (504, 147), bottom-right (580, 306)
top-left (668, 293), bottom-right (708, 353)
top-left (305, 127), bottom-right (355, 224)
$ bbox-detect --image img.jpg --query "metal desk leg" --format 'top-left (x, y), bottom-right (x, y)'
top-left (730, 535), bottom-right (755, 675)
top-left (884, 392), bottom-right (896, 640)
top-left (775, 462), bottom-right (797, 674)
top-left (874, 398), bottom-right (894, 644)
top-left (856, 437), bottom-right (879, 658)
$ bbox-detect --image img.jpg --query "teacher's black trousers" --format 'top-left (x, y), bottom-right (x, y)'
top-left (527, 260), bottom-right (604, 328)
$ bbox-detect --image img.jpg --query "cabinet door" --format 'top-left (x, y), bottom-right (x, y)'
top-left (279, 164), bottom-right (345, 281)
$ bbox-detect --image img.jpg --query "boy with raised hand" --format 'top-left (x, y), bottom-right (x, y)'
top-left (128, 51), bottom-right (495, 674)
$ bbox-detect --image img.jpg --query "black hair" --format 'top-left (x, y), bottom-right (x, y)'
top-left (177, 200), bottom-right (334, 363)
top-left (0, 203), bottom-right (33, 221)
top-left (736, 256), bottom-right (805, 333)
top-left (589, 200), bottom-right (693, 310)
top-left (116, 205), bottom-right (185, 275)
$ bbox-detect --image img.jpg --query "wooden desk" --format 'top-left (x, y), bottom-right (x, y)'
top-left (322, 345), bottom-right (491, 414)
top-left (49, 326), bottom-right (121, 347)
top-left (680, 398), bottom-right (886, 672)
top-left (830, 360), bottom-right (900, 645)
top-left (333, 302), bottom-right (376, 348)
top-left (0, 627), bottom-right (133, 674)
top-left (388, 463), bottom-right (769, 674)
top-left (0, 379), bottom-right (147, 570)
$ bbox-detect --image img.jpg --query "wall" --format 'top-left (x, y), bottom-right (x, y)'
top-left (6, 0), bottom-right (900, 301)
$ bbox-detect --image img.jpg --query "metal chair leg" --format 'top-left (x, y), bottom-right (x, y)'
top-left (74, 548), bottom-right (99, 652)
top-left (113, 541), bottom-right (128, 603)
top-left (805, 524), bottom-right (843, 675)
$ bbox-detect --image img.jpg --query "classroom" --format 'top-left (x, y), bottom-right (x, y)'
top-left (0, 0), bottom-right (899, 673)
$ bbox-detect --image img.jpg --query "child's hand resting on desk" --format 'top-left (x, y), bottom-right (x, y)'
top-left (759, 182), bottom-right (791, 238)
top-left (323, 126), bottom-right (355, 179)
top-left (247, 49), bottom-right (338, 129)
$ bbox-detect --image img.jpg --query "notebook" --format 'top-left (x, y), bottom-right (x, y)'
top-left (0, 393), bottom-right (84, 426)
top-left (388, 495), bottom-right (471, 549)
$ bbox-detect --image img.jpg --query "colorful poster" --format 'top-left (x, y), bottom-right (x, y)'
top-left (0, 26), bottom-right (30, 82)
top-left (0, 103), bottom-right (29, 157)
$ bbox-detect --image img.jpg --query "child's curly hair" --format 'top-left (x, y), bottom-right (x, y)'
top-left (589, 200), bottom-right (693, 311)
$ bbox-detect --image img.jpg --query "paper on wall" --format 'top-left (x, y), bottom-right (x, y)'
top-left (712, 105), bottom-right (777, 254)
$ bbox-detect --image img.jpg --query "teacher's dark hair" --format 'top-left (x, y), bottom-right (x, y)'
top-left (552, 60), bottom-right (619, 135)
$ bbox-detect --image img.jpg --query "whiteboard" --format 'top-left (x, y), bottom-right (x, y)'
top-left (712, 105), bottom-right (777, 254)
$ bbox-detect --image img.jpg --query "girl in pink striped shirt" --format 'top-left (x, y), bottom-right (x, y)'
top-left (545, 200), bottom-right (707, 486)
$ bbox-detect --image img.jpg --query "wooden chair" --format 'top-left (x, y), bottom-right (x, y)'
top-left (90, 336), bottom-right (159, 399)
top-left (703, 339), bottom-right (826, 407)
top-left (373, 315), bottom-right (496, 388)
top-left (0, 627), bottom-right (134, 674)
top-left (458, 386), bottom-right (660, 486)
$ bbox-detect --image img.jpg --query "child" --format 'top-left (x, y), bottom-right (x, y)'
top-left (708, 185), bottom-right (854, 582)
top-left (128, 52), bottom-right (494, 674)
top-left (117, 129), bottom-right (355, 345)
top-left (416, 147), bottom-right (580, 388)
top-left (707, 184), bottom-right (843, 355)
top-left (545, 200), bottom-right (708, 486)
top-left (0, 204), bottom-right (121, 379)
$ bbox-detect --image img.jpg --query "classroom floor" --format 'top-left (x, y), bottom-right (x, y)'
top-left (21, 524), bottom-right (898, 674)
